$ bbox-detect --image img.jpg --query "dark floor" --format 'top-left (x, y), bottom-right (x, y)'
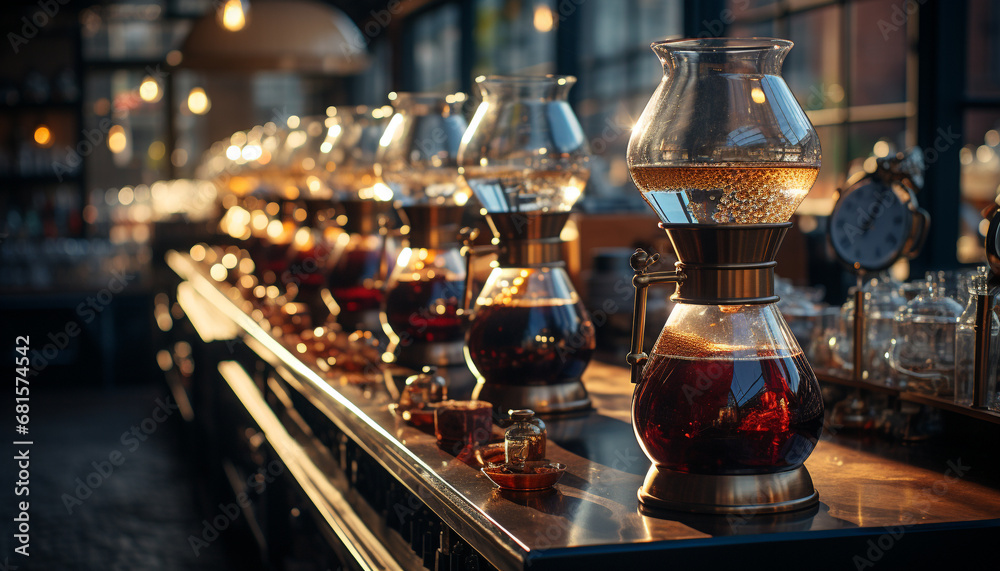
top-left (1, 384), bottom-right (244, 570)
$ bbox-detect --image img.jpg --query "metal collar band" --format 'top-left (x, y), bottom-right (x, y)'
top-left (487, 211), bottom-right (571, 267)
top-left (340, 199), bottom-right (395, 235)
top-left (399, 204), bottom-right (466, 249)
top-left (660, 223), bottom-right (790, 305)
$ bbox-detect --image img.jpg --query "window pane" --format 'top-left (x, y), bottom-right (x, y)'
top-left (475, 0), bottom-right (556, 75)
top-left (354, 40), bottom-right (391, 107)
top-left (847, 119), bottom-right (907, 164)
top-left (785, 4), bottom-right (844, 111)
top-left (728, 0), bottom-right (779, 9)
top-left (959, 109), bottom-right (1000, 262)
top-left (967, 0), bottom-right (1000, 97)
top-left (81, 4), bottom-right (189, 61)
top-left (802, 125), bottom-right (845, 212)
top-left (634, 51), bottom-right (664, 92)
top-left (413, 5), bottom-right (461, 93)
top-left (849, 0), bottom-right (908, 106)
top-left (586, 0), bottom-right (629, 59)
top-left (961, 109), bottom-right (1000, 205)
top-left (728, 20), bottom-right (776, 39)
top-left (594, 65), bottom-right (627, 99)
top-left (636, 0), bottom-right (682, 45)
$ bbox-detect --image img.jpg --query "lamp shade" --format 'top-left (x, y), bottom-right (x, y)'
top-left (180, 0), bottom-right (370, 74)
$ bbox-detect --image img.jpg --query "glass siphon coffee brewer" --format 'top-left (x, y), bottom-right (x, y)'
top-left (279, 115), bottom-right (343, 327)
top-left (457, 75), bottom-right (596, 415)
top-left (375, 93), bottom-right (474, 378)
top-left (625, 38), bottom-right (825, 515)
top-left (322, 106), bottom-right (396, 334)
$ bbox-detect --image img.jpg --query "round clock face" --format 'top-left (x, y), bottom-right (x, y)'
top-left (829, 180), bottom-right (912, 272)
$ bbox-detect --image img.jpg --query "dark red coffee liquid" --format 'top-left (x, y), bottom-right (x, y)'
top-left (284, 242), bottom-right (331, 288)
top-left (279, 240), bottom-right (334, 326)
top-left (465, 301), bottom-right (595, 386)
top-left (328, 246), bottom-right (384, 313)
top-left (256, 242), bottom-right (292, 280)
top-left (633, 352), bottom-right (823, 475)
top-left (384, 277), bottom-right (466, 344)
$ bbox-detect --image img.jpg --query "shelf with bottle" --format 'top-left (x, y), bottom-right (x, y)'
top-left (816, 370), bottom-right (1000, 425)
top-left (806, 267), bottom-right (1000, 426)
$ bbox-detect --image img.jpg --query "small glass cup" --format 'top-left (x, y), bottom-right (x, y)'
top-left (434, 400), bottom-right (493, 454)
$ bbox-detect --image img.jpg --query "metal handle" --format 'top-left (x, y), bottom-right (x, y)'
top-left (376, 212), bottom-right (398, 289)
top-left (626, 248), bottom-right (685, 384)
top-left (973, 283), bottom-right (996, 408)
top-left (459, 226), bottom-right (482, 314)
top-left (853, 276), bottom-right (865, 383)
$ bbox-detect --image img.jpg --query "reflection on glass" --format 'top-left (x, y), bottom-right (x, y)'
top-left (465, 267), bottom-right (595, 386)
top-left (892, 275), bottom-right (964, 396)
top-left (458, 75), bottom-right (591, 213)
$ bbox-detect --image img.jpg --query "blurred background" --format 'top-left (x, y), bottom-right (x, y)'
top-left (0, 0), bottom-right (995, 378)
top-left (0, 1), bottom-right (998, 569)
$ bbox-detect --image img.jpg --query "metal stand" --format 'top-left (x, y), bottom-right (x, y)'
top-left (472, 380), bottom-right (591, 416)
top-left (626, 250), bottom-right (682, 384)
top-left (639, 465), bottom-right (819, 515)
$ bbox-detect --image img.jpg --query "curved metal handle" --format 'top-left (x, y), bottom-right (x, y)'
top-left (626, 248), bottom-right (684, 384)
top-left (459, 226), bottom-right (481, 314)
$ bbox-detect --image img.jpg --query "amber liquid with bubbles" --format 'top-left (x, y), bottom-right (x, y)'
top-left (630, 164), bottom-right (819, 224)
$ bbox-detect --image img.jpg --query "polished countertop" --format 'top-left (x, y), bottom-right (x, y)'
top-left (167, 251), bottom-right (1000, 569)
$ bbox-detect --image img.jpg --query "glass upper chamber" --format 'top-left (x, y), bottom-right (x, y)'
top-left (376, 92), bottom-right (472, 207)
top-left (322, 105), bottom-right (394, 203)
top-left (458, 75), bottom-right (591, 213)
top-left (627, 38), bottom-right (821, 224)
